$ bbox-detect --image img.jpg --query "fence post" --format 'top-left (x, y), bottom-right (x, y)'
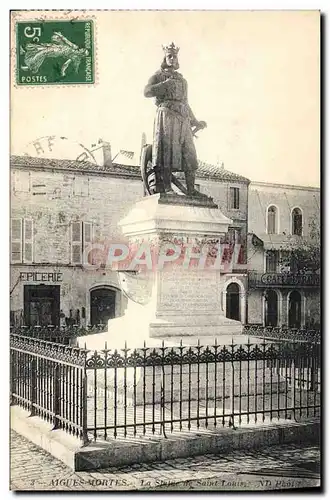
top-left (10, 349), bottom-right (16, 406)
top-left (53, 364), bottom-right (61, 429)
top-left (30, 357), bottom-right (37, 416)
top-left (82, 360), bottom-right (89, 446)
top-left (309, 348), bottom-right (318, 392)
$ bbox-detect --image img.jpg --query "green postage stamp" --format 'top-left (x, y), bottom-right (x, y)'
top-left (16, 20), bottom-right (94, 85)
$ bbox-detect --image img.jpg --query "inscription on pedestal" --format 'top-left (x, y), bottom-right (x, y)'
top-left (158, 267), bottom-right (219, 312)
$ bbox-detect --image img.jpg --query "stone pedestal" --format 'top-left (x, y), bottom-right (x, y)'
top-left (77, 196), bottom-right (284, 419)
top-left (79, 193), bottom-right (243, 350)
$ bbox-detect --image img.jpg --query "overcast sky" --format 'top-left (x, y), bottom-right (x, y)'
top-left (11, 10), bottom-right (320, 186)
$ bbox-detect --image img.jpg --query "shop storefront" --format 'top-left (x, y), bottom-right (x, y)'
top-left (10, 266), bottom-right (126, 328)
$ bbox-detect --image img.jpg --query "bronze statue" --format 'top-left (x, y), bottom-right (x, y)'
top-left (141, 43), bottom-right (207, 196)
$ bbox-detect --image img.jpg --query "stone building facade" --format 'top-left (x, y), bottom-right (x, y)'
top-left (10, 152), bottom-right (250, 328)
top-left (247, 181), bottom-right (320, 328)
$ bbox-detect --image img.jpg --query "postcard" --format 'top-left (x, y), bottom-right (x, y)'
top-left (10, 9), bottom-right (320, 492)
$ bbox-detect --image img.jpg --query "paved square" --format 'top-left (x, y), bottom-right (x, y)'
top-left (10, 431), bottom-right (320, 491)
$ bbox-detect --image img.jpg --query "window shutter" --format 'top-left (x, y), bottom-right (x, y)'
top-left (83, 222), bottom-right (93, 264)
top-left (229, 187), bottom-right (240, 209)
top-left (11, 218), bottom-right (22, 263)
top-left (229, 187), bottom-right (234, 209)
top-left (83, 222), bottom-right (92, 247)
top-left (23, 219), bottom-right (33, 263)
top-left (236, 188), bottom-right (240, 209)
top-left (71, 221), bottom-right (82, 264)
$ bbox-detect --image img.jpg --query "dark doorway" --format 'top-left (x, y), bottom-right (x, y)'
top-left (24, 285), bottom-right (60, 326)
top-left (226, 283), bottom-right (240, 321)
top-left (288, 290), bottom-right (302, 328)
top-left (90, 288), bottom-right (117, 326)
top-left (265, 290), bottom-right (278, 327)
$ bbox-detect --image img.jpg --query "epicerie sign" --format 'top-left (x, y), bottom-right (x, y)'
top-left (19, 272), bottom-right (63, 283)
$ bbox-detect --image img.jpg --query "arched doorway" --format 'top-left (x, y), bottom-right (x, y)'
top-left (90, 287), bottom-right (117, 326)
top-left (265, 290), bottom-right (278, 326)
top-left (288, 291), bottom-right (302, 328)
top-left (226, 283), bottom-right (240, 321)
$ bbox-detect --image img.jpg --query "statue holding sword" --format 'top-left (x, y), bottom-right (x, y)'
top-left (142, 43), bottom-right (207, 196)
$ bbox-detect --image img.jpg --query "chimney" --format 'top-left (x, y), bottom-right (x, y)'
top-left (216, 155), bottom-right (224, 170)
top-left (102, 141), bottom-right (112, 168)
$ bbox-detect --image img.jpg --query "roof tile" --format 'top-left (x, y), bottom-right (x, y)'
top-left (10, 155), bottom-right (250, 183)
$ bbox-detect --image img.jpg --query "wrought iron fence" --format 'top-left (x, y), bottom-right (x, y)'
top-left (243, 325), bottom-right (321, 343)
top-left (10, 335), bottom-right (320, 444)
top-left (10, 325), bottom-right (107, 345)
top-left (10, 334), bottom-right (89, 444)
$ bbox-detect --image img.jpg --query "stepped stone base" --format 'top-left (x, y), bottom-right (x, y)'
top-left (87, 358), bottom-right (285, 405)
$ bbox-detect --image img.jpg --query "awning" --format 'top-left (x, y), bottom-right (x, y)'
top-left (255, 233), bottom-right (302, 250)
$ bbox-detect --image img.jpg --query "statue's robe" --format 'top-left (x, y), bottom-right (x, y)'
top-left (144, 69), bottom-right (199, 189)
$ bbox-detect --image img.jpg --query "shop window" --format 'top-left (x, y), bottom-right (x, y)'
top-left (24, 285), bottom-right (60, 326)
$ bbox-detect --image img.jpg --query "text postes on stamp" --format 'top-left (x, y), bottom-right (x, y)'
top-left (16, 20), bottom-right (94, 85)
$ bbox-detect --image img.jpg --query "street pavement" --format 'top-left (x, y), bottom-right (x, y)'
top-left (10, 430), bottom-right (321, 491)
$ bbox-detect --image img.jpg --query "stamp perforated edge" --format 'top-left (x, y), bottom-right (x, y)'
top-left (11, 10), bottom-right (99, 89)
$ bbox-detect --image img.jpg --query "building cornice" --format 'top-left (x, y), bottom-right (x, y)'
top-left (250, 180), bottom-right (320, 193)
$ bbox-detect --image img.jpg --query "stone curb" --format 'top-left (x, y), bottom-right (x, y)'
top-left (11, 406), bottom-right (320, 472)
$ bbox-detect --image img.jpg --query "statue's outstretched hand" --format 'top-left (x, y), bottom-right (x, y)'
top-left (197, 120), bottom-right (207, 129)
top-left (192, 120), bottom-right (207, 138)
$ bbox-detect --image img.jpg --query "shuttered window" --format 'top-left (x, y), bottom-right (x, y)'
top-left (229, 187), bottom-right (240, 209)
top-left (13, 171), bottom-right (30, 193)
top-left (71, 221), bottom-right (94, 265)
top-left (23, 219), bottom-right (33, 263)
top-left (74, 177), bottom-right (89, 196)
top-left (11, 218), bottom-right (34, 263)
top-left (71, 221), bottom-right (82, 264)
top-left (11, 219), bottom-right (23, 263)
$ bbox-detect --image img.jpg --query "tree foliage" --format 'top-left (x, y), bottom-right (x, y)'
top-left (279, 216), bottom-right (320, 274)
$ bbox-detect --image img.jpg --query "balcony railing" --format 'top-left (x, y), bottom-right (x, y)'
top-left (248, 272), bottom-right (320, 289)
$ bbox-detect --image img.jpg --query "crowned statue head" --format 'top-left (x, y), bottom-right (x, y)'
top-left (161, 42), bottom-right (180, 70)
